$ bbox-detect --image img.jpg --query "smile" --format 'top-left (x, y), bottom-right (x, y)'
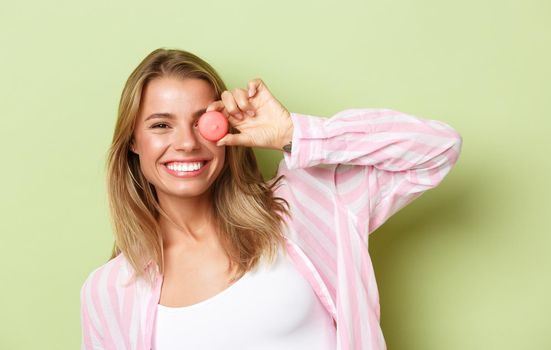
top-left (163, 161), bottom-right (210, 178)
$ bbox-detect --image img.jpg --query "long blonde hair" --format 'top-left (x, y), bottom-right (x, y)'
top-left (105, 48), bottom-right (291, 286)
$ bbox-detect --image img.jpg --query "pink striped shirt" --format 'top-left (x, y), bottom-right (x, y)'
top-left (80, 108), bottom-right (463, 349)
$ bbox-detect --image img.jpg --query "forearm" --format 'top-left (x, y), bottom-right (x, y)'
top-left (282, 108), bottom-right (462, 171)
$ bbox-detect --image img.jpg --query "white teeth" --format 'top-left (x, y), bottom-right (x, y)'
top-left (166, 162), bottom-right (204, 172)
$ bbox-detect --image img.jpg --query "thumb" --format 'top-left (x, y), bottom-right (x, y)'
top-left (216, 133), bottom-right (249, 147)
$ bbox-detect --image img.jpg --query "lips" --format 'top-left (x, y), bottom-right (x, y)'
top-left (163, 158), bottom-right (210, 164)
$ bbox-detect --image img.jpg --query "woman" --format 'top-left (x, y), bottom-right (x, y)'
top-left (80, 48), bottom-right (463, 350)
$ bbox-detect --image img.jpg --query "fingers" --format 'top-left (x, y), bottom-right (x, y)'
top-left (248, 77), bottom-right (273, 99)
top-left (220, 91), bottom-right (241, 119)
top-left (221, 89), bottom-right (255, 120)
top-left (209, 79), bottom-right (267, 123)
top-left (247, 78), bottom-right (263, 98)
top-left (206, 100), bottom-right (224, 112)
top-left (205, 100), bottom-right (239, 128)
top-left (231, 88), bottom-right (255, 117)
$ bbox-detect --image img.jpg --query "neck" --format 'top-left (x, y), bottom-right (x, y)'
top-left (157, 190), bottom-right (219, 250)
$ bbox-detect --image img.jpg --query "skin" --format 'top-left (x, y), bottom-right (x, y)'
top-left (130, 76), bottom-right (294, 307)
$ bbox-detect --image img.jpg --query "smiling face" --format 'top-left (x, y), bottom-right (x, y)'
top-left (130, 76), bottom-right (225, 201)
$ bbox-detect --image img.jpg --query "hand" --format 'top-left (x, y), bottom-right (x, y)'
top-left (205, 78), bottom-right (293, 151)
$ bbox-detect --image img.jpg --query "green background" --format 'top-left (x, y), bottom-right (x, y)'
top-left (1, 0), bottom-right (549, 349)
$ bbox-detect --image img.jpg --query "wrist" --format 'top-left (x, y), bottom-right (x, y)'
top-left (278, 110), bottom-right (294, 152)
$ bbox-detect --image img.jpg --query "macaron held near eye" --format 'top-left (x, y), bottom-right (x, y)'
top-left (197, 111), bottom-right (229, 142)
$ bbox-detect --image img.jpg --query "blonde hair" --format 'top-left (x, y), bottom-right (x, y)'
top-left (105, 48), bottom-right (291, 286)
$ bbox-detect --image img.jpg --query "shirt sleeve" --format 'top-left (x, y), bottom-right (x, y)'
top-left (80, 274), bottom-right (105, 349)
top-left (281, 108), bottom-right (463, 239)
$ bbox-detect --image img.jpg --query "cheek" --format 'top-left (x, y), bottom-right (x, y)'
top-left (139, 136), bottom-right (167, 156)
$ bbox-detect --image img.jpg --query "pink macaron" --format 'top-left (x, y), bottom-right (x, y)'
top-left (197, 111), bottom-right (229, 142)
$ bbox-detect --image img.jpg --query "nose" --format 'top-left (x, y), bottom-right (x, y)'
top-left (173, 124), bottom-right (201, 152)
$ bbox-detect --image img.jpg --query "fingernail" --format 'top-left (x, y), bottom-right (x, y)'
top-left (248, 89), bottom-right (254, 97)
top-left (247, 110), bottom-right (255, 117)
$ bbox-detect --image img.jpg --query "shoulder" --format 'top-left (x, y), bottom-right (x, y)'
top-left (80, 253), bottom-right (131, 302)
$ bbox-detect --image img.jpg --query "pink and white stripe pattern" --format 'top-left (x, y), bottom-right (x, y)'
top-left (277, 108), bottom-right (462, 349)
top-left (80, 108), bottom-right (462, 349)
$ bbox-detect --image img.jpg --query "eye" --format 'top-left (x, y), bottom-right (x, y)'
top-left (151, 123), bottom-right (169, 129)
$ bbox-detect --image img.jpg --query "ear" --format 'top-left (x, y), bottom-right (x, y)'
top-left (129, 139), bottom-right (138, 154)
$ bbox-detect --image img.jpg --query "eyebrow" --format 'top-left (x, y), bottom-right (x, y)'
top-left (144, 108), bottom-right (207, 122)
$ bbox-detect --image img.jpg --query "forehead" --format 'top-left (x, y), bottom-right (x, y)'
top-left (139, 77), bottom-right (215, 118)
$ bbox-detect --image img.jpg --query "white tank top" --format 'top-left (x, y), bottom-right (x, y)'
top-left (152, 246), bottom-right (336, 350)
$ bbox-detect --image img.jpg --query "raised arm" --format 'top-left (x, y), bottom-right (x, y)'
top-left (281, 108), bottom-right (463, 239)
